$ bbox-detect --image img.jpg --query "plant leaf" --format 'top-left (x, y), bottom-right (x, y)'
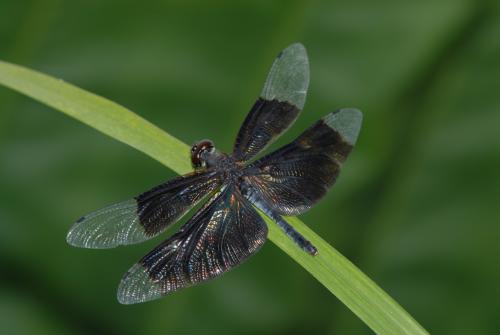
top-left (0, 60), bottom-right (428, 335)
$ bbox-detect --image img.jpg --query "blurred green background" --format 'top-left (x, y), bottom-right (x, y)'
top-left (1, 0), bottom-right (499, 334)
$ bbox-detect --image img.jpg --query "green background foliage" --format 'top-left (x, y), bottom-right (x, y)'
top-left (0, 1), bottom-right (499, 334)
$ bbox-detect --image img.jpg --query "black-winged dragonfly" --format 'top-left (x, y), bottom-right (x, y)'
top-left (67, 43), bottom-right (363, 304)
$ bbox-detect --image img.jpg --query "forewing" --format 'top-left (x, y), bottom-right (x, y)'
top-left (233, 43), bottom-right (309, 162)
top-left (66, 170), bottom-right (221, 249)
top-left (242, 109), bottom-right (362, 216)
top-left (117, 185), bottom-right (268, 304)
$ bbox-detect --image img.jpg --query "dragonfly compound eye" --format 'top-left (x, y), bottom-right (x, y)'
top-left (191, 140), bottom-right (214, 168)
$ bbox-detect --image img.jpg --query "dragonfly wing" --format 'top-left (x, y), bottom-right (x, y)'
top-left (233, 43), bottom-right (309, 162)
top-left (117, 185), bottom-right (267, 304)
top-left (242, 109), bottom-right (362, 216)
top-left (67, 170), bottom-right (221, 249)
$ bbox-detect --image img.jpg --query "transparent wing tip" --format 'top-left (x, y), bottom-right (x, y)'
top-left (262, 42), bottom-right (310, 109)
top-left (66, 218), bottom-right (99, 249)
top-left (66, 217), bottom-right (115, 249)
top-left (117, 263), bottom-right (163, 305)
top-left (277, 42), bottom-right (309, 73)
top-left (66, 199), bottom-right (146, 249)
top-left (323, 108), bottom-right (363, 145)
top-left (279, 42), bottom-right (306, 57)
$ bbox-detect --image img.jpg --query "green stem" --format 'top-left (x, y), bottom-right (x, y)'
top-left (0, 60), bottom-right (428, 335)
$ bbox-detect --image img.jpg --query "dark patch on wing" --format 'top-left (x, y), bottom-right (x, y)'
top-left (241, 118), bottom-right (354, 216)
top-left (135, 170), bottom-right (221, 237)
top-left (117, 185), bottom-right (267, 303)
top-left (233, 98), bottom-right (300, 162)
top-left (67, 170), bottom-right (222, 249)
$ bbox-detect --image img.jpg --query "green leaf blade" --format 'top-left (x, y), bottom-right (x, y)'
top-left (265, 216), bottom-right (428, 335)
top-left (0, 60), bottom-right (191, 175)
top-left (0, 60), bottom-right (428, 335)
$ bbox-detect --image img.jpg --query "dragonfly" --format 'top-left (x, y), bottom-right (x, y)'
top-left (67, 43), bottom-right (362, 304)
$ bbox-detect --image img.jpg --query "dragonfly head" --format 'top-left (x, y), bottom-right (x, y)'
top-left (191, 139), bottom-right (217, 169)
